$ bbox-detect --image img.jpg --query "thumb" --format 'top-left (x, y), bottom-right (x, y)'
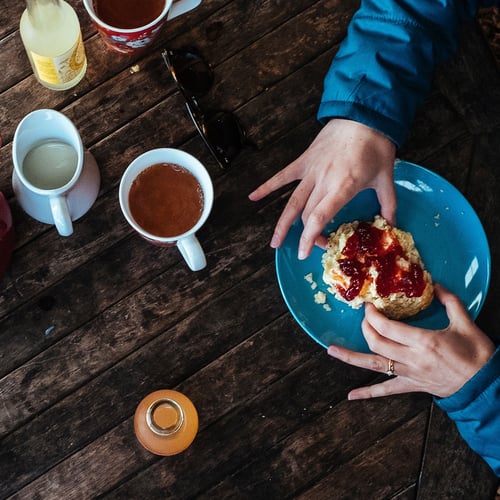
top-left (434, 283), bottom-right (474, 329)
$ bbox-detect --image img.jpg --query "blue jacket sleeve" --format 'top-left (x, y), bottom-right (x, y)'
top-left (318, 0), bottom-right (498, 147)
top-left (434, 346), bottom-right (500, 477)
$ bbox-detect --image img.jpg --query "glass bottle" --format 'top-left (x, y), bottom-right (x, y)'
top-left (20, 0), bottom-right (87, 90)
top-left (134, 390), bottom-right (199, 456)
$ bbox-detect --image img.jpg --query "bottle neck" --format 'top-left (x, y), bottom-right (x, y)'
top-left (26, 0), bottom-right (63, 28)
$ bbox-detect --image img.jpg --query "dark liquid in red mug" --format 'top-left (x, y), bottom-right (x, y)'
top-left (128, 163), bottom-right (204, 238)
top-left (93, 0), bottom-right (165, 29)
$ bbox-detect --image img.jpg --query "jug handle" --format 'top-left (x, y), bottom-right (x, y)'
top-left (50, 195), bottom-right (73, 237)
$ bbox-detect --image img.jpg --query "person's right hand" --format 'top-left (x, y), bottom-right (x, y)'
top-left (249, 118), bottom-right (397, 259)
top-left (328, 284), bottom-right (496, 399)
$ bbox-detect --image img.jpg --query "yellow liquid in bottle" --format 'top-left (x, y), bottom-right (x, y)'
top-left (20, 0), bottom-right (87, 90)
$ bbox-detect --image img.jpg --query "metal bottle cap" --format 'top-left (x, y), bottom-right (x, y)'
top-left (134, 389), bottom-right (198, 456)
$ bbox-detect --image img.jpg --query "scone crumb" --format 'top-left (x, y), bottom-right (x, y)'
top-left (305, 272), bottom-right (318, 289)
top-left (314, 291), bottom-right (327, 304)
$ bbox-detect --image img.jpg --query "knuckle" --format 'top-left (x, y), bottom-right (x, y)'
top-left (364, 332), bottom-right (382, 353)
top-left (307, 209), bottom-right (329, 228)
top-left (370, 357), bottom-right (386, 372)
top-left (419, 334), bottom-right (439, 353)
top-left (287, 193), bottom-right (303, 211)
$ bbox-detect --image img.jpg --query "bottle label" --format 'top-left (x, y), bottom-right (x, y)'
top-left (30, 33), bottom-right (86, 85)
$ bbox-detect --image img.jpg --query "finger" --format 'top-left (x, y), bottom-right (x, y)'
top-left (434, 283), bottom-right (468, 319)
top-left (327, 345), bottom-right (387, 374)
top-left (248, 162), bottom-right (301, 201)
top-left (433, 283), bottom-right (482, 337)
top-left (347, 376), bottom-right (420, 400)
top-left (376, 179), bottom-right (397, 226)
top-left (270, 180), bottom-right (313, 249)
top-left (328, 343), bottom-right (408, 380)
top-left (363, 303), bottom-right (422, 347)
top-left (298, 193), bottom-right (354, 259)
top-left (315, 234), bottom-right (328, 250)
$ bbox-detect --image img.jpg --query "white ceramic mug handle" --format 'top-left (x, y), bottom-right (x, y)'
top-left (167, 0), bottom-right (201, 20)
top-left (177, 234), bottom-right (206, 271)
top-left (50, 195), bottom-right (73, 237)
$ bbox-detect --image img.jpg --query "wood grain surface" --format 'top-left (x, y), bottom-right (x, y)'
top-left (0, 1), bottom-right (499, 498)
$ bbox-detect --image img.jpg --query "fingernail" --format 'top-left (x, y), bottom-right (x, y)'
top-left (270, 234), bottom-right (280, 248)
top-left (298, 248), bottom-right (306, 260)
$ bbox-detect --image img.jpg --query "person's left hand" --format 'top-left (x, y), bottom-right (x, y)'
top-left (327, 284), bottom-right (496, 399)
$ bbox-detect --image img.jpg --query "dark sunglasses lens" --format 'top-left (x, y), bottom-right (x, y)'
top-left (167, 49), bottom-right (214, 96)
top-left (205, 112), bottom-right (244, 161)
top-left (186, 100), bottom-right (244, 168)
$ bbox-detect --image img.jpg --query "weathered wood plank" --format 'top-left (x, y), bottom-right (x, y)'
top-left (2, 281), bottom-right (377, 497)
top-left (93, 360), bottom-right (397, 498)
top-left (0, 45), bottom-right (338, 340)
top-left (466, 129), bottom-right (500, 341)
top-left (418, 404), bottom-right (498, 499)
top-left (0, 0), bottom-right (359, 323)
top-left (434, 23), bottom-right (500, 135)
top-left (0, 114), bottom-right (318, 381)
top-left (1, 1), bottom-right (499, 498)
top-left (297, 413), bottom-right (428, 500)
top-left (0, 178), bottom-right (283, 432)
top-left (1, 262), bottom-right (289, 495)
top-left (197, 396), bottom-right (430, 499)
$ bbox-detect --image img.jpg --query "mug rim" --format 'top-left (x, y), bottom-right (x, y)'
top-left (83, 0), bottom-right (173, 34)
top-left (12, 109), bottom-right (84, 196)
top-left (119, 148), bottom-right (214, 243)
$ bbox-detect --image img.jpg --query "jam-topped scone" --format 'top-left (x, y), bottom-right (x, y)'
top-left (322, 216), bottom-right (434, 319)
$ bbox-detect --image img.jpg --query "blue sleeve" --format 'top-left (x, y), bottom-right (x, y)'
top-left (434, 346), bottom-right (500, 477)
top-left (318, 0), bottom-right (498, 147)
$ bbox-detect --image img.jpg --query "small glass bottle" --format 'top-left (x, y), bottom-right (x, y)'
top-left (20, 0), bottom-right (87, 90)
top-left (134, 390), bottom-right (199, 456)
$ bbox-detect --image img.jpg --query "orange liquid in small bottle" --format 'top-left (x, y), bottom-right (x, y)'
top-left (134, 390), bottom-right (198, 456)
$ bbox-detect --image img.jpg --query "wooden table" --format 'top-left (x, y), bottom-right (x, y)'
top-left (1, 1), bottom-right (499, 498)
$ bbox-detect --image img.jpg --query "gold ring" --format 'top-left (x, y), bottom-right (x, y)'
top-left (386, 358), bottom-right (395, 376)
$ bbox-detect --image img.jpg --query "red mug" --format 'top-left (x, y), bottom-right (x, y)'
top-left (0, 192), bottom-right (14, 281)
top-left (82, 0), bottom-right (202, 55)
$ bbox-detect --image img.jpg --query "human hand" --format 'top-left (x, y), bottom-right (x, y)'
top-left (248, 118), bottom-right (397, 259)
top-left (327, 284), bottom-right (496, 399)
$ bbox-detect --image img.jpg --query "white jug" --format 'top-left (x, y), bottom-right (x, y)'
top-left (12, 109), bottom-right (100, 236)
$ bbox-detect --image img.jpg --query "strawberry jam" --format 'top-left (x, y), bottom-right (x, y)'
top-left (338, 222), bottom-right (426, 301)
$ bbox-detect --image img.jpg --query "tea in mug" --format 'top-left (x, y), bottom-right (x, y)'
top-left (129, 162), bottom-right (204, 238)
top-left (93, 0), bottom-right (164, 29)
top-left (22, 140), bottom-right (78, 190)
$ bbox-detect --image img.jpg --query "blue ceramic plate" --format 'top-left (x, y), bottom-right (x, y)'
top-left (275, 160), bottom-right (491, 352)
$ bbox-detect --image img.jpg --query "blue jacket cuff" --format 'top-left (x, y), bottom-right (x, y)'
top-left (434, 346), bottom-right (500, 413)
top-left (317, 101), bottom-right (406, 148)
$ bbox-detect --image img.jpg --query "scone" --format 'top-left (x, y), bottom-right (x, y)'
top-left (321, 216), bottom-right (434, 319)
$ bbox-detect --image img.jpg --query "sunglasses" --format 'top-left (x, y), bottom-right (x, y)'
top-left (161, 47), bottom-right (248, 169)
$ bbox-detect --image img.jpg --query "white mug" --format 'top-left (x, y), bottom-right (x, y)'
top-left (83, 0), bottom-right (202, 54)
top-left (12, 109), bottom-right (100, 237)
top-left (119, 148), bottom-right (213, 271)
